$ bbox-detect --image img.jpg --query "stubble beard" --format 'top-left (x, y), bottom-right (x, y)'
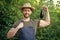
top-left (23, 13), bottom-right (30, 18)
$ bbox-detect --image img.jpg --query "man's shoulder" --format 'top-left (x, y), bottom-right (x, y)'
top-left (13, 19), bottom-right (22, 25)
top-left (12, 19), bottom-right (22, 28)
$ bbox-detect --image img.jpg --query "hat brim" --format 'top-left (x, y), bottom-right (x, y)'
top-left (20, 7), bottom-right (35, 11)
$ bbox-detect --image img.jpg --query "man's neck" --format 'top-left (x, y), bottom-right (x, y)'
top-left (23, 17), bottom-right (30, 22)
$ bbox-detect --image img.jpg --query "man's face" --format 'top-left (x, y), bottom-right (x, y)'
top-left (22, 8), bottom-right (32, 18)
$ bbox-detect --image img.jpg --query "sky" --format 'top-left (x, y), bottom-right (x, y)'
top-left (45, 0), bottom-right (60, 6)
top-left (52, 0), bottom-right (60, 4)
top-left (53, 0), bottom-right (58, 4)
top-left (45, 0), bottom-right (60, 5)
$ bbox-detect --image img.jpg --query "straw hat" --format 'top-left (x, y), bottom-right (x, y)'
top-left (20, 3), bottom-right (35, 11)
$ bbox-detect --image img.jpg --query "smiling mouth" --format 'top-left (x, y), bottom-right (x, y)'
top-left (24, 14), bottom-right (30, 18)
top-left (25, 13), bottom-right (29, 15)
top-left (25, 14), bottom-right (28, 15)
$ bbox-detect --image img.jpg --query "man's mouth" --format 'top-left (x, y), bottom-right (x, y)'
top-left (24, 14), bottom-right (30, 16)
top-left (25, 13), bottom-right (29, 15)
top-left (24, 13), bottom-right (30, 18)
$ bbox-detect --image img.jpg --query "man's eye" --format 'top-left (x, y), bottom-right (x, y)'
top-left (28, 10), bottom-right (30, 12)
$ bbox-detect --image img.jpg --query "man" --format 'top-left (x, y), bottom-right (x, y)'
top-left (7, 3), bottom-right (50, 40)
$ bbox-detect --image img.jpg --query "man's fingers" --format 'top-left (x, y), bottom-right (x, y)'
top-left (42, 5), bottom-right (48, 9)
top-left (42, 5), bottom-right (48, 12)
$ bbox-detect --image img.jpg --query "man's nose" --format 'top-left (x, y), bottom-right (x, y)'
top-left (26, 11), bottom-right (29, 13)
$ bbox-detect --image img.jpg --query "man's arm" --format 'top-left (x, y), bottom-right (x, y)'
top-left (7, 22), bottom-right (23, 39)
top-left (39, 5), bottom-right (50, 27)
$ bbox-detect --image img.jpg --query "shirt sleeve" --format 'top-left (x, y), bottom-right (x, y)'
top-left (12, 20), bottom-right (21, 28)
top-left (34, 20), bottom-right (40, 27)
top-left (33, 20), bottom-right (40, 33)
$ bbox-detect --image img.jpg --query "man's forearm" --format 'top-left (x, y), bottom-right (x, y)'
top-left (45, 10), bottom-right (50, 23)
top-left (7, 27), bottom-right (19, 39)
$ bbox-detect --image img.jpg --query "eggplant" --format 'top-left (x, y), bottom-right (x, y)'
top-left (40, 9), bottom-right (44, 19)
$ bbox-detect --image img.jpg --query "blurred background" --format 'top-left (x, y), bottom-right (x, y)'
top-left (0, 0), bottom-right (60, 40)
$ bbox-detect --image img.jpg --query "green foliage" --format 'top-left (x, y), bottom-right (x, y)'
top-left (0, 0), bottom-right (60, 40)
